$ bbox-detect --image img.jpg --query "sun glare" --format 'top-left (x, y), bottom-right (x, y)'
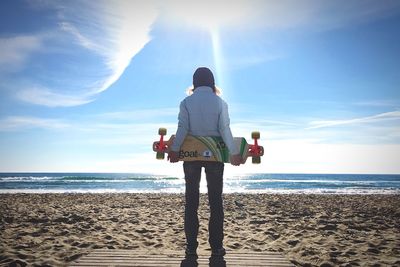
top-left (210, 28), bottom-right (227, 96)
top-left (166, 1), bottom-right (247, 31)
top-left (165, 1), bottom-right (247, 99)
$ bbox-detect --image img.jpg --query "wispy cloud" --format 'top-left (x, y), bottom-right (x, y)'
top-left (16, 86), bottom-right (94, 107)
top-left (6, 1), bottom-right (399, 107)
top-left (307, 110), bottom-right (400, 129)
top-left (84, 121), bottom-right (400, 174)
top-left (80, 122), bottom-right (177, 146)
top-left (1, 110), bottom-right (399, 173)
top-left (163, 0), bottom-right (400, 31)
top-left (149, 0), bottom-right (400, 74)
top-left (0, 116), bottom-right (70, 131)
top-left (56, 1), bottom-right (159, 95)
top-left (229, 109), bottom-right (400, 145)
top-left (5, 1), bottom-right (158, 107)
top-left (254, 0), bottom-right (400, 31)
top-left (0, 35), bottom-right (42, 72)
top-left (354, 100), bottom-right (400, 108)
top-left (59, 21), bottom-right (107, 55)
top-left (97, 108), bottom-right (178, 121)
top-left (235, 119), bottom-right (300, 127)
top-left (67, 1), bottom-right (157, 94)
top-left (95, 1), bottom-right (158, 94)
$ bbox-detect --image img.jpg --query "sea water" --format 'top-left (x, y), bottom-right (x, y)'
top-left (0, 173), bottom-right (399, 194)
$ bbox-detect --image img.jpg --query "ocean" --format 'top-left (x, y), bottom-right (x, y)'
top-left (0, 173), bottom-right (399, 194)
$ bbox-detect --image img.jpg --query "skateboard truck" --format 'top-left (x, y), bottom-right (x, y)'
top-left (248, 131), bottom-right (264, 164)
top-left (154, 128), bottom-right (168, 159)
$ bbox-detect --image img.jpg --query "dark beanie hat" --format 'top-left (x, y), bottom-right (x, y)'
top-left (193, 67), bottom-right (215, 88)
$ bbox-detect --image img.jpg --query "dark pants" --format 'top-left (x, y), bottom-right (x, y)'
top-left (183, 161), bottom-right (224, 251)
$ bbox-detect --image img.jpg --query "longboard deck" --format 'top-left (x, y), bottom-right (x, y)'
top-left (177, 135), bottom-right (248, 163)
top-left (153, 129), bottom-right (264, 164)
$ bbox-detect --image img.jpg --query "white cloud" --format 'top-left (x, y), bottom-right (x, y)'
top-left (64, 134), bottom-right (400, 175)
top-left (56, 1), bottom-right (158, 96)
top-left (96, 1), bottom-right (158, 93)
top-left (310, 0), bottom-right (400, 31)
top-left (77, 122), bottom-right (177, 147)
top-left (0, 116), bottom-right (70, 131)
top-left (223, 111), bottom-right (400, 174)
top-left (89, 153), bottom-right (181, 175)
top-left (250, 140), bottom-right (400, 174)
top-left (0, 35), bottom-right (42, 72)
top-left (231, 109), bottom-right (400, 146)
top-left (354, 100), bottom-right (400, 108)
top-left (16, 86), bottom-right (94, 107)
top-left (223, 119), bottom-right (400, 174)
top-left (97, 108), bottom-right (178, 121)
top-left (164, 0), bottom-right (255, 30)
top-left (307, 110), bottom-right (400, 129)
top-left (153, 0), bottom-right (400, 76)
top-left (8, 1), bottom-right (400, 107)
top-left (164, 0), bottom-right (400, 31)
top-left (59, 21), bottom-right (107, 55)
top-left (10, 1), bottom-right (159, 107)
top-left (2, 109), bottom-right (399, 174)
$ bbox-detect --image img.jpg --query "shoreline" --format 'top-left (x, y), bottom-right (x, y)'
top-left (1, 190), bottom-right (399, 194)
top-left (1, 193), bottom-right (399, 266)
top-left (2, 173), bottom-right (399, 196)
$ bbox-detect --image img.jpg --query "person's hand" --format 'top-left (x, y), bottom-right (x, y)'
top-left (230, 154), bottom-right (243, 166)
top-left (168, 151), bottom-right (179, 163)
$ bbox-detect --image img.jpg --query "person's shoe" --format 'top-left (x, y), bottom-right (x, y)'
top-left (211, 247), bottom-right (226, 257)
top-left (185, 248), bottom-right (198, 258)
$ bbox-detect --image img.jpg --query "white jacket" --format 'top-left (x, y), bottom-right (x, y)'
top-left (171, 86), bottom-right (238, 155)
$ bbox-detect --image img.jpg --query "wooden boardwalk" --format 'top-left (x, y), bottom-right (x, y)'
top-left (70, 249), bottom-right (294, 267)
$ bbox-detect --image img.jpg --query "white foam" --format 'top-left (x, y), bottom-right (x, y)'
top-left (1, 188), bottom-right (399, 195)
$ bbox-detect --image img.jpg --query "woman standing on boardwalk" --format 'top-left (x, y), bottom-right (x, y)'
top-left (168, 67), bottom-right (242, 257)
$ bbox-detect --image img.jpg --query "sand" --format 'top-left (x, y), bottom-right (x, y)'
top-left (0, 193), bottom-right (399, 267)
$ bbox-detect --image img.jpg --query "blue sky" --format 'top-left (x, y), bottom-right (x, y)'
top-left (0, 0), bottom-right (400, 175)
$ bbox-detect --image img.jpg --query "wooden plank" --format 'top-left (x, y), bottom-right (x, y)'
top-left (71, 263), bottom-right (291, 267)
top-left (87, 249), bottom-right (284, 255)
top-left (74, 258), bottom-right (291, 264)
top-left (71, 258), bottom-right (292, 266)
top-left (81, 254), bottom-right (289, 261)
top-left (76, 256), bottom-right (290, 263)
top-left (79, 254), bottom-right (289, 261)
top-left (71, 262), bottom-right (292, 267)
top-left (70, 249), bottom-right (294, 267)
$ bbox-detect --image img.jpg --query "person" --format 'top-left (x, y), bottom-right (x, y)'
top-left (168, 67), bottom-right (242, 258)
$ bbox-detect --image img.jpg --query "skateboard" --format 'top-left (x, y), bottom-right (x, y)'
top-left (153, 128), bottom-right (264, 164)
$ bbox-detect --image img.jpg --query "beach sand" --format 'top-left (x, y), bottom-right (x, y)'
top-left (1, 193), bottom-right (399, 266)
